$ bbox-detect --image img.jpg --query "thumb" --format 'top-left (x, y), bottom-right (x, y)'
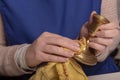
top-left (89, 11), bottom-right (97, 24)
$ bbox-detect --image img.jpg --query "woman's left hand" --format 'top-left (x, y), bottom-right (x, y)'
top-left (89, 22), bottom-right (120, 61)
top-left (80, 12), bottom-right (120, 62)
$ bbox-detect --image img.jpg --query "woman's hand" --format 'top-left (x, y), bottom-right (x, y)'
top-left (80, 12), bottom-right (120, 62)
top-left (25, 32), bottom-right (80, 67)
top-left (89, 22), bottom-right (120, 55)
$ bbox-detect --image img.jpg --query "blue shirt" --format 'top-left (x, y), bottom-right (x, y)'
top-left (0, 0), bottom-right (119, 79)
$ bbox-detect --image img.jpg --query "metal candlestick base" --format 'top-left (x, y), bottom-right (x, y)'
top-left (74, 14), bottom-right (110, 66)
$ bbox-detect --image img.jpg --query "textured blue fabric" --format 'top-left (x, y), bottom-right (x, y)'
top-left (0, 0), bottom-right (100, 45)
top-left (0, 0), bottom-right (119, 79)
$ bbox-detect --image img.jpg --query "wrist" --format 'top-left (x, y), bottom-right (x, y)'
top-left (15, 44), bottom-right (36, 72)
top-left (25, 45), bottom-right (42, 67)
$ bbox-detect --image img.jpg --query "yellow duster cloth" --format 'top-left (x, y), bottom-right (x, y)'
top-left (29, 59), bottom-right (88, 80)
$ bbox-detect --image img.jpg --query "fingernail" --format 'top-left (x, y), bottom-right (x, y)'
top-left (74, 46), bottom-right (80, 51)
top-left (73, 42), bottom-right (80, 50)
top-left (67, 52), bottom-right (74, 57)
top-left (74, 42), bottom-right (80, 47)
top-left (69, 52), bottom-right (74, 57)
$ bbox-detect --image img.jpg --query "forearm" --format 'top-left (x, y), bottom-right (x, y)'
top-left (101, 0), bottom-right (120, 50)
top-left (101, 0), bottom-right (119, 23)
top-left (0, 14), bottom-right (32, 76)
top-left (97, 0), bottom-right (120, 62)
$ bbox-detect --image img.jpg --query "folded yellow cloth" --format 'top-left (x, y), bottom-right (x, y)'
top-left (29, 59), bottom-right (88, 80)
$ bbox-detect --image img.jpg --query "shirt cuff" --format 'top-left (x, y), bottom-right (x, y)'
top-left (14, 44), bottom-right (36, 73)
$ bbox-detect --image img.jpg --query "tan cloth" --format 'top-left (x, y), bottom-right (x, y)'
top-left (29, 59), bottom-right (88, 80)
top-left (0, 0), bottom-right (119, 76)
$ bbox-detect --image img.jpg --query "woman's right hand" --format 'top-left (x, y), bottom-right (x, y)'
top-left (25, 32), bottom-right (80, 67)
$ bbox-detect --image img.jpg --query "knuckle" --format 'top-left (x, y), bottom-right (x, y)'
top-left (43, 32), bottom-right (49, 35)
top-left (41, 32), bottom-right (50, 37)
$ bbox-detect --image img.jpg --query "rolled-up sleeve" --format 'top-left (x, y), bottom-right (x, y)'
top-left (0, 14), bottom-right (30, 76)
top-left (97, 0), bottom-right (120, 62)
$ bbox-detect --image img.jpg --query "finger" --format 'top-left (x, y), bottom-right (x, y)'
top-left (95, 29), bottom-right (119, 38)
top-left (89, 38), bottom-right (113, 46)
top-left (99, 22), bottom-right (118, 30)
top-left (42, 45), bottom-right (74, 57)
top-left (41, 53), bottom-right (68, 62)
top-left (95, 50), bottom-right (102, 57)
top-left (40, 32), bottom-right (80, 51)
top-left (88, 42), bottom-right (106, 52)
top-left (46, 36), bottom-right (80, 51)
top-left (89, 11), bottom-right (97, 24)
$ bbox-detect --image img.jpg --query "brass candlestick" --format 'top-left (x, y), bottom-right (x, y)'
top-left (74, 14), bottom-right (110, 66)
